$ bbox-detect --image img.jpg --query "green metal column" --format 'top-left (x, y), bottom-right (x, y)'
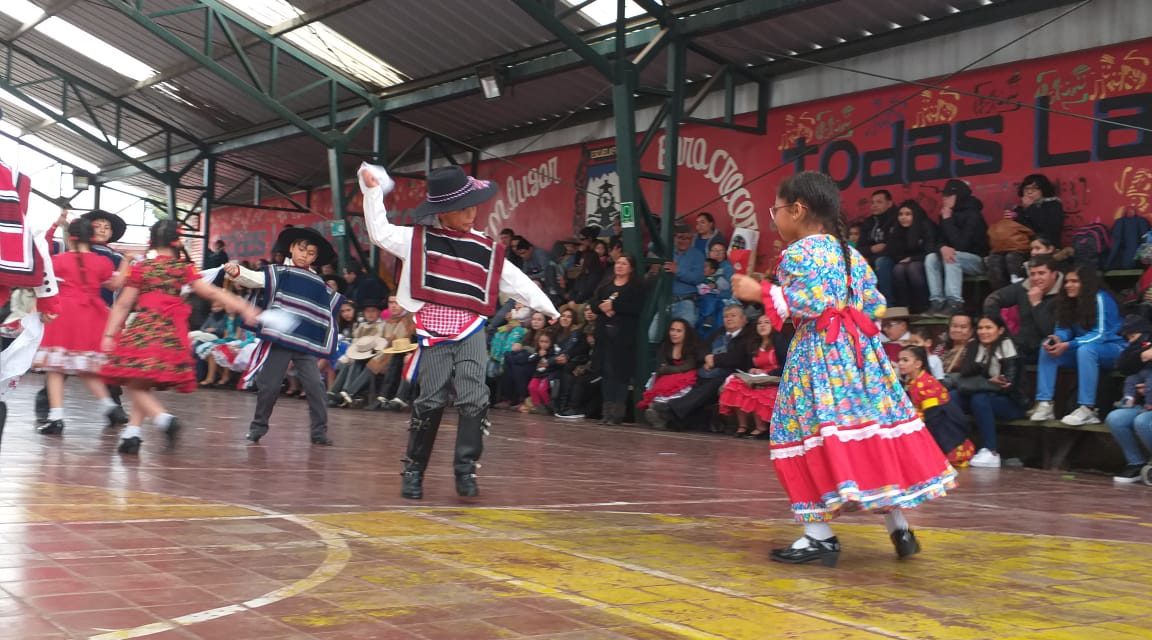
top-left (201, 157), bottom-right (216, 268)
top-left (613, 71), bottom-right (643, 262)
top-left (328, 145), bottom-right (349, 269)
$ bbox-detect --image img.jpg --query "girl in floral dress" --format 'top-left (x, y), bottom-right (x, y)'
top-left (101, 221), bottom-right (260, 454)
top-left (33, 218), bottom-right (130, 435)
top-left (732, 171), bottom-right (956, 567)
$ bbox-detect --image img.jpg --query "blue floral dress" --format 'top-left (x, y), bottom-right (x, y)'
top-left (762, 235), bottom-right (956, 522)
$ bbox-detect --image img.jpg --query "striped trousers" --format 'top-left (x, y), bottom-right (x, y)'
top-left (413, 330), bottom-right (489, 416)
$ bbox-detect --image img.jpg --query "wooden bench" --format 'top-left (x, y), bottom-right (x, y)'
top-left (996, 418), bottom-right (1111, 470)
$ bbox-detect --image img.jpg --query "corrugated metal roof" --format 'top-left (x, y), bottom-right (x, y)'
top-left (0, 0), bottom-right (1050, 209)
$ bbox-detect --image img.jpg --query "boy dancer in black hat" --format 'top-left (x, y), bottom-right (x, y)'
top-left (358, 163), bottom-right (558, 499)
top-left (225, 227), bottom-right (344, 446)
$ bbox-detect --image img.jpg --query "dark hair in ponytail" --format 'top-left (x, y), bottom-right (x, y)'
top-left (777, 171), bottom-right (853, 289)
top-left (67, 218), bottom-right (93, 286)
top-left (149, 219), bottom-right (181, 250)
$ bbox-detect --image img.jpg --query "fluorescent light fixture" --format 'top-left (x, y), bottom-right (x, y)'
top-left (917, 14), bottom-right (931, 22)
top-left (861, 29), bottom-right (873, 36)
top-left (217, 0), bottom-right (407, 88)
top-left (561, 0), bottom-right (645, 27)
top-left (0, 90), bottom-right (147, 158)
top-left (980, 0), bottom-right (994, 5)
top-left (0, 1), bottom-right (156, 82)
top-left (0, 120), bottom-right (100, 173)
top-left (946, 5), bottom-right (961, 13)
top-left (889, 22), bottom-right (903, 30)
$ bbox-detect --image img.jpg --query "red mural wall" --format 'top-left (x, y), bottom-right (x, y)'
top-left (210, 37), bottom-right (1152, 271)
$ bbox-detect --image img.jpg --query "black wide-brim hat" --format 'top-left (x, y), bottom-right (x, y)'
top-left (274, 226), bottom-right (336, 267)
top-left (411, 166), bottom-right (498, 224)
top-left (80, 209), bottom-right (127, 243)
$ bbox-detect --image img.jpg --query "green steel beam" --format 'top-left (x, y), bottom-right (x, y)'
top-left (99, 0), bottom-right (827, 181)
top-left (512, 0), bottom-right (616, 79)
top-left (97, 0), bottom-right (382, 144)
top-left (199, 157), bottom-right (215, 259)
top-left (0, 40), bottom-right (203, 180)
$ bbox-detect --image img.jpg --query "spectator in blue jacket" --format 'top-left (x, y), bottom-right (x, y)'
top-left (1029, 265), bottom-right (1124, 426)
top-left (650, 223), bottom-right (705, 340)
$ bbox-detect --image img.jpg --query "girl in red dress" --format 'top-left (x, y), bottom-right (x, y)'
top-left (718, 313), bottom-right (782, 438)
top-left (33, 218), bottom-right (130, 435)
top-left (637, 319), bottom-right (701, 412)
top-left (101, 221), bottom-right (260, 454)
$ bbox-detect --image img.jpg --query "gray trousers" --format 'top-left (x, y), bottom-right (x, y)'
top-left (250, 345), bottom-right (328, 439)
top-left (414, 330), bottom-right (489, 416)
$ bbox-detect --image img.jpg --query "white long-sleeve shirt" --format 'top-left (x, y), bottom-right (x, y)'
top-left (357, 163), bottom-right (559, 319)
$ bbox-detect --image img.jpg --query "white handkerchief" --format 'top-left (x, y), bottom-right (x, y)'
top-left (358, 163), bottom-right (396, 195)
top-left (257, 309), bottom-right (299, 333)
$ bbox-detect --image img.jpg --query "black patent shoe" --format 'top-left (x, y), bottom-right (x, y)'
top-left (37, 420), bottom-right (65, 435)
top-left (890, 529), bottom-right (921, 559)
top-left (117, 436), bottom-right (142, 455)
top-left (311, 435), bottom-right (333, 446)
top-left (455, 473), bottom-right (479, 497)
top-left (769, 536), bottom-right (841, 567)
top-left (401, 470), bottom-right (423, 500)
top-left (165, 418), bottom-right (182, 449)
top-left (106, 405), bottom-right (129, 428)
top-left (246, 426), bottom-right (267, 444)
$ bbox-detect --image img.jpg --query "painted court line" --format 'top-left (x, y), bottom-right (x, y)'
top-left (87, 510), bottom-right (351, 640)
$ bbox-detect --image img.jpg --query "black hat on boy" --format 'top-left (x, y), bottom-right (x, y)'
top-left (274, 226), bottom-right (336, 267)
top-left (80, 210), bottom-right (127, 243)
top-left (411, 166), bottom-right (498, 224)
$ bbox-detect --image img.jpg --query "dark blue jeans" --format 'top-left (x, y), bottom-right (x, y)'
top-left (872, 256), bottom-right (894, 303)
top-left (966, 392), bottom-right (1024, 451)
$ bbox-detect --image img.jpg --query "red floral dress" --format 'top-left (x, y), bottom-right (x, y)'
top-left (33, 252), bottom-right (113, 374)
top-left (718, 347), bottom-right (780, 422)
top-left (102, 256), bottom-right (198, 392)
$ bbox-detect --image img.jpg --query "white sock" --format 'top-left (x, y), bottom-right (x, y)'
top-left (120, 425), bottom-right (142, 440)
top-left (794, 523), bottom-right (835, 548)
top-left (48, 408), bottom-right (64, 421)
top-left (153, 413), bottom-right (173, 429)
top-left (99, 397), bottom-right (117, 412)
top-left (884, 508), bottom-right (909, 534)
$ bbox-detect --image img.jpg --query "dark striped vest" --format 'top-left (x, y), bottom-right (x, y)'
top-left (251, 265), bottom-right (344, 357)
top-left (409, 227), bottom-right (505, 316)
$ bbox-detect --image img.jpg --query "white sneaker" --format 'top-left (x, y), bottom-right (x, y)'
top-left (1029, 401), bottom-right (1055, 421)
top-left (1060, 405), bottom-right (1100, 426)
top-left (969, 448), bottom-right (1001, 468)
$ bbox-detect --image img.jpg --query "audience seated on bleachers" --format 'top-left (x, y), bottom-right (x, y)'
top-left (950, 315), bottom-right (1026, 468)
top-left (638, 319), bottom-right (701, 413)
top-left (982, 255), bottom-right (1063, 363)
top-left (648, 304), bottom-right (755, 431)
top-left (926, 179), bottom-right (988, 316)
top-left (718, 313), bottom-right (782, 439)
top-left (856, 189), bottom-right (898, 302)
top-left (1029, 265), bottom-right (1124, 426)
top-left (886, 199), bottom-right (936, 313)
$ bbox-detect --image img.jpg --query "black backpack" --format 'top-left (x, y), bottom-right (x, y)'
top-left (1071, 223), bottom-right (1110, 269)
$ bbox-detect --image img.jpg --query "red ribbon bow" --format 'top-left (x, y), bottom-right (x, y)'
top-left (815, 306), bottom-right (878, 368)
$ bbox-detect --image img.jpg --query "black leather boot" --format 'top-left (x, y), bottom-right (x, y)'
top-left (34, 387), bottom-right (48, 424)
top-left (453, 410), bottom-right (489, 497)
top-left (402, 408), bottom-right (444, 499)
